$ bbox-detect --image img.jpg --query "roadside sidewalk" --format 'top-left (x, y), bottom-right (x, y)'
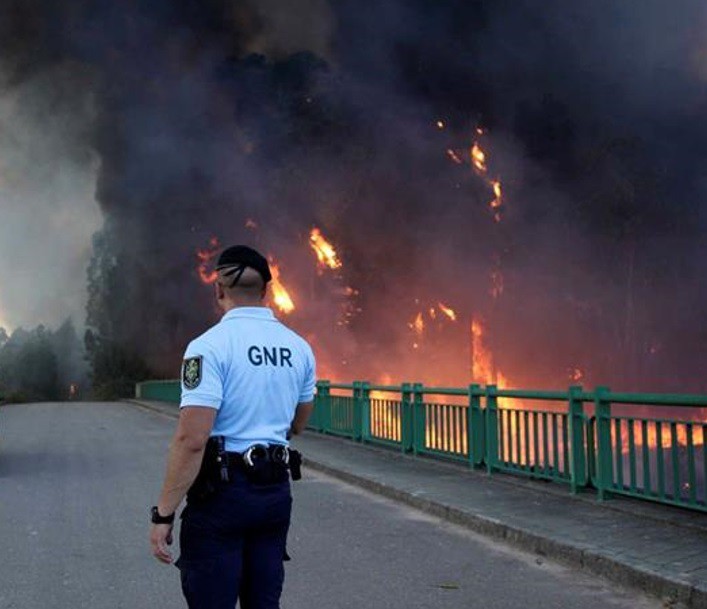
top-left (127, 399), bottom-right (707, 608)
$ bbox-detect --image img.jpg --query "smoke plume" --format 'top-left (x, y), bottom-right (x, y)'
top-left (1, 1), bottom-right (706, 392)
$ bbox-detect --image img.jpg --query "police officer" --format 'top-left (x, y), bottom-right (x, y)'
top-left (149, 245), bottom-right (316, 609)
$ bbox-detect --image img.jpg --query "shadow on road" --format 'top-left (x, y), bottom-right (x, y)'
top-left (0, 448), bottom-right (88, 477)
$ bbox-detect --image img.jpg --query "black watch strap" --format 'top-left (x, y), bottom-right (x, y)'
top-left (150, 506), bottom-right (175, 525)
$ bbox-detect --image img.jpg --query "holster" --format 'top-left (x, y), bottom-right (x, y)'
top-left (186, 436), bottom-right (225, 503)
top-left (289, 449), bottom-right (302, 481)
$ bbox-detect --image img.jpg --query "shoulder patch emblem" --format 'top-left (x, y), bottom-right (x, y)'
top-left (182, 356), bottom-right (203, 390)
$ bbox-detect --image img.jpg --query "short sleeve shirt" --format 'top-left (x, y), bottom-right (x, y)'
top-left (180, 307), bottom-right (316, 452)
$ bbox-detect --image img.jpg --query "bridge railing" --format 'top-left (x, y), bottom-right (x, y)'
top-left (134, 378), bottom-right (707, 513)
top-left (311, 381), bottom-right (707, 513)
top-left (135, 379), bottom-right (182, 403)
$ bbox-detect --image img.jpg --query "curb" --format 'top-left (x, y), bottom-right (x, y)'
top-left (124, 399), bottom-right (705, 608)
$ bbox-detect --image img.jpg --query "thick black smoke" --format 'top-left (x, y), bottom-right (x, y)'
top-left (2, 0), bottom-right (707, 392)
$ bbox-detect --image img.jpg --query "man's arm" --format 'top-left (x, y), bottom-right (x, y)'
top-left (289, 401), bottom-right (313, 436)
top-left (150, 406), bottom-right (216, 563)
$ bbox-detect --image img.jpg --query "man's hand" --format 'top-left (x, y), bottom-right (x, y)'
top-left (150, 523), bottom-right (174, 564)
top-left (150, 407), bottom-right (217, 565)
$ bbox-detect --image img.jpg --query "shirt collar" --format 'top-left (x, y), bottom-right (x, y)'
top-left (221, 306), bottom-right (276, 322)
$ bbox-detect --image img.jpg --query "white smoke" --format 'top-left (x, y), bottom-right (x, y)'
top-left (0, 62), bottom-right (102, 331)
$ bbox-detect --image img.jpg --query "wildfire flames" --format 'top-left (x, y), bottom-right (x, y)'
top-left (470, 134), bottom-right (503, 223)
top-left (411, 312), bottom-right (425, 335)
top-left (471, 143), bottom-right (487, 173)
top-left (189, 122), bottom-right (515, 401)
top-left (268, 261), bottom-right (295, 315)
top-left (309, 227), bottom-right (342, 270)
top-left (191, 218), bottom-right (705, 463)
top-left (471, 318), bottom-right (509, 389)
top-left (438, 302), bottom-right (457, 321)
top-left (195, 236), bottom-right (296, 316)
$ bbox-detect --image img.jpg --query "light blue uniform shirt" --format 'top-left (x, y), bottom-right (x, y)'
top-left (180, 306), bottom-right (317, 452)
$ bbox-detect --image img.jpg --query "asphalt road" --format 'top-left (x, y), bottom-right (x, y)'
top-left (0, 402), bottom-right (665, 609)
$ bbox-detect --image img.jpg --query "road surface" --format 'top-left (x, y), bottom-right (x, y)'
top-left (0, 402), bottom-right (665, 609)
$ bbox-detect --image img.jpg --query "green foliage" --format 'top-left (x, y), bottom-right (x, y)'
top-left (0, 326), bottom-right (57, 401)
top-left (84, 330), bottom-right (154, 400)
top-left (0, 319), bottom-right (87, 403)
top-left (84, 229), bottom-right (156, 399)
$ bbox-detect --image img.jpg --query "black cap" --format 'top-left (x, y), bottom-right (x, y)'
top-left (216, 245), bottom-right (271, 284)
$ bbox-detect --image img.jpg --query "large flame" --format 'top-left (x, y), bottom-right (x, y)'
top-left (471, 318), bottom-right (508, 388)
top-left (269, 261), bottom-right (295, 315)
top-left (310, 227), bottom-right (342, 270)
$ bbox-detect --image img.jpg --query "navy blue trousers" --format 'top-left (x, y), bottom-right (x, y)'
top-left (177, 471), bottom-right (292, 609)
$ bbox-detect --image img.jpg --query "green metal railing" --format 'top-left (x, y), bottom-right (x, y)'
top-left (310, 381), bottom-right (707, 513)
top-left (134, 378), bottom-right (707, 513)
top-left (135, 379), bottom-right (182, 403)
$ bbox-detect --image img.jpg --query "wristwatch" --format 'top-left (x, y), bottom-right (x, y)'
top-left (150, 506), bottom-right (175, 525)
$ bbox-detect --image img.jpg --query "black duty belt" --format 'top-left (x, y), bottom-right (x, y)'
top-left (224, 444), bottom-right (302, 482)
top-left (227, 444), bottom-right (290, 470)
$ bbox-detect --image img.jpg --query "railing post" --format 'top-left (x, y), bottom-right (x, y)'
top-left (352, 381), bottom-right (363, 441)
top-left (361, 381), bottom-right (371, 443)
top-left (594, 386), bottom-right (613, 501)
top-left (412, 383), bottom-right (425, 455)
top-left (568, 385), bottom-right (587, 493)
top-left (401, 382), bottom-right (413, 452)
top-left (586, 416), bottom-right (597, 486)
top-left (485, 385), bottom-right (499, 474)
top-left (467, 384), bottom-right (484, 467)
top-left (318, 380), bottom-right (331, 434)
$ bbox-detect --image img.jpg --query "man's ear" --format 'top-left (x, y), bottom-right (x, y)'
top-left (215, 282), bottom-right (225, 301)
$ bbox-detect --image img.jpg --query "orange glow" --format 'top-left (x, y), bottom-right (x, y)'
top-left (471, 143), bottom-right (487, 173)
top-left (471, 318), bottom-right (509, 390)
top-left (490, 180), bottom-right (503, 222)
top-left (436, 120), bottom-right (445, 129)
top-left (615, 420), bottom-right (705, 452)
top-left (410, 312), bottom-right (425, 335)
top-left (309, 227), bottom-right (342, 270)
top-left (438, 302), bottom-right (457, 321)
top-left (490, 180), bottom-right (502, 207)
top-left (269, 261), bottom-right (295, 314)
top-left (196, 236), bottom-right (220, 284)
top-left (370, 373), bottom-right (395, 399)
